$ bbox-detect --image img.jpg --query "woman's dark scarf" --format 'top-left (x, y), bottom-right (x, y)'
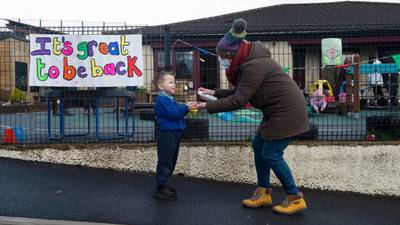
top-left (225, 40), bottom-right (252, 86)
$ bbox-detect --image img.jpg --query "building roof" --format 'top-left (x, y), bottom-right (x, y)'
top-left (121, 1), bottom-right (400, 40)
top-left (0, 31), bottom-right (29, 42)
top-left (0, 32), bottom-right (12, 41)
top-left (6, 19), bottom-right (63, 35)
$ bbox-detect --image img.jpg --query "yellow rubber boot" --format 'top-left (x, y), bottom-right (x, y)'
top-left (273, 192), bottom-right (307, 215)
top-left (242, 187), bottom-right (272, 208)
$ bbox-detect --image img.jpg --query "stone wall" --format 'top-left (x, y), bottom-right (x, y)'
top-left (0, 143), bottom-right (399, 196)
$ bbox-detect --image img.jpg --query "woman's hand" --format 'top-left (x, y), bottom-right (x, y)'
top-left (197, 87), bottom-right (215, 96)
top-left (196, 102), bottom-right (207, 110)
top-left (197, 87), bottom-right (216, 101)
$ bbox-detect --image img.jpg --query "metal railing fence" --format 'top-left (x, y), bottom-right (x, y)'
top-left (1, 21), bottom-right (400, 144)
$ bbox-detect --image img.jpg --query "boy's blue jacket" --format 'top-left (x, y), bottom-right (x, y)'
top-left (155, 92), bottom-right (189, 131)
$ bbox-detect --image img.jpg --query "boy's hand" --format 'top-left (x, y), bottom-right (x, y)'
top-left (186, 101), bottom-right (198, 109)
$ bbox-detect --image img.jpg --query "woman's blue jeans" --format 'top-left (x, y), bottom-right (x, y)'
top-left (252, 135), bottom-right (299, 195)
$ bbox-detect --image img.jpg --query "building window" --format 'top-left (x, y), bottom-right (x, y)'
top-left (154, 49), bottom-right (194, 79)
top-left (293, 47), bottom-right (305, 89)
top-left (15, 62), bottom-right (27, 91)
top-left (155, 49), bottom-right (166, 72)
top-left (175, 51), bottom-right (193, 79)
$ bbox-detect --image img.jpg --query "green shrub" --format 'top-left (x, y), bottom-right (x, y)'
top-left (137, 87), bottom-right (147, 94)
top-left (10, 88), bottom-right (26, 104)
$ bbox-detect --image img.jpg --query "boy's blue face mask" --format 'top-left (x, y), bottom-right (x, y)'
top-left (219, 58), bottom-right (231, 69)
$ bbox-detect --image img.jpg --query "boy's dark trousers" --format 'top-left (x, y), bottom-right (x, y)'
top-left (156, 130), bottom-right (183, 189)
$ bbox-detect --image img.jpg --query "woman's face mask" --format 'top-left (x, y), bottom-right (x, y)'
top-left (219, 58), bottom-right (231, 69)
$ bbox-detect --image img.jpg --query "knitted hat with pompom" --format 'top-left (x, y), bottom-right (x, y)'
top-left (216, 18), bottom-right (247, 56)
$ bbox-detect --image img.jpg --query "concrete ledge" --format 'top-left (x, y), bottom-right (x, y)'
top-left (0, 143), bottom-right (399, 197)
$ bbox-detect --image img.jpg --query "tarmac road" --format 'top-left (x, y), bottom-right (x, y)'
top-left (0, 158), bottom-right (398, 225)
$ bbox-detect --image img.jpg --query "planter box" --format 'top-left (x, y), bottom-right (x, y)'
top-left (154, 118), bottom-right (209, 140)
top-left (0, 103), bottom-right (46, 114)
top-left (183, 118), bottom-right (209, 140)
top-left (136, 93), bottom-right (149, 103)
top-left (366, 116), bottom-right (400, 140)
top-left (295, 121), bottom-right (318, 140)
top-left (139, 109), bottom-right (156, 121)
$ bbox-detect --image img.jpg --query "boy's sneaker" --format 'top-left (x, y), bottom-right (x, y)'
top-left (154, 187), bottom-right (177, 201)
top-left (273, 192), bottom-right (307, 215)
top-left (242, 187), bottom-right (272, 208)
top-left (167, 186), bottom-right (176, 194)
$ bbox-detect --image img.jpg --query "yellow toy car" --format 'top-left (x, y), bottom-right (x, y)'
top-left (308, 80), bottom-right (335, 103)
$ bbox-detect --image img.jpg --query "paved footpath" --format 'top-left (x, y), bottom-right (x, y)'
top-left (0, 158), bottom-right (398, 225)
top-left (0, 216), bottom-right (123, 225)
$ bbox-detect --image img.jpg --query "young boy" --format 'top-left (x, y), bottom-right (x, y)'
top-left (152, 71), bottom-right (197, 200)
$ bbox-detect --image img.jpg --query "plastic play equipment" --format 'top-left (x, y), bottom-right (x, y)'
top-left (346, 63), bottom-right (398, 74)
top-left (307, 104), bottom-right (318, 117)
top-left (308, 80), bottom-right (335, 103)
top-left (217, 109), bottom-right (262, 123)
top-left (13, 126), bottom-right (25, 142)
top-left (2, 128), bottom-right (17, 144)
top-left (344, 62), bottom-right (398, 108)
top-left (1, 126), bottom-right (24, 144)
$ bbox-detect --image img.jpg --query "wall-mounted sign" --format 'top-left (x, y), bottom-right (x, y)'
top-left (321, 38), bottom-right (342, 66)
top-left (29, 34), bottom-right (143, 87)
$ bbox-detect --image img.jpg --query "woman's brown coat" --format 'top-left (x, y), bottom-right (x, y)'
top-left (207, 41), bottom-right (309, 140)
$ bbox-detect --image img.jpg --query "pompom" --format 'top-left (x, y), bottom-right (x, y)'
top-left (232, 18), bottom-right (247, 34)
top-left (215, 18), bottom-right (247, 54)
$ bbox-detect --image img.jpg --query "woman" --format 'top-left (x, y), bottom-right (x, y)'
top-left (196, 18), bottom-right (309, 215)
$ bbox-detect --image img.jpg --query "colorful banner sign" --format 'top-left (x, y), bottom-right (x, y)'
top-left (321, 38), bottom-right (342, 66)
top-left (29, 35), bottom-right (143, 87)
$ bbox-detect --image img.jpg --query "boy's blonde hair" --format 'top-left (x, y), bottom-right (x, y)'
top-left (152, 71), bottom-right (175, 91)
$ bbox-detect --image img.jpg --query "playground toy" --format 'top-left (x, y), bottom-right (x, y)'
top-left (345, 62), bottom-right (399, 107)
top-left (308, 80), bottom-right (335, 103)
top-left (217, 109), bottom-right (262, 123)
top-left (1, 126), bottom-right (25, 144)
top-left (346, 63), bottom-right (398, 74)
top-left (2, 128), bottom-right (17, 144)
